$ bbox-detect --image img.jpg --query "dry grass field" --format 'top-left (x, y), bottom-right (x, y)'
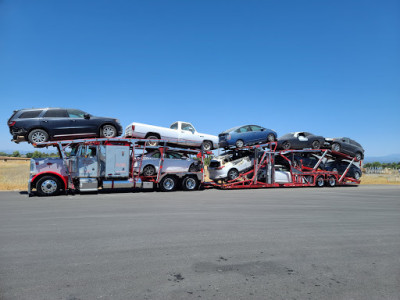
top-left (0, 161), bottom-right (399, 191)
top-left (0, 161), bottom-right (30, 191)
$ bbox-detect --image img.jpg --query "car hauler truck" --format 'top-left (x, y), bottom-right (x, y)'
top-left (29, 138), bottom-right (205, 196)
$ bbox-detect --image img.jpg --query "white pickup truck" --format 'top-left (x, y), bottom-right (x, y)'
top-left (124, 121), bottom-right (219, 150)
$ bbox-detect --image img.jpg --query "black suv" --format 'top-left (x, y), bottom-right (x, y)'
top-left (8, 108), bottom-right (123, 144)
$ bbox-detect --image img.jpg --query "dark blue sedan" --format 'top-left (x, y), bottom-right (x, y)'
top-left (219, 125), bottom-right (277, 148)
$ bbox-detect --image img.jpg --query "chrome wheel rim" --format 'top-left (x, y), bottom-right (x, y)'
top-left (332, 144), bottom-right (340, 152)
top-left (143, 166), bottom-right (155, 176)
top-left (317, 177), bottom-right (324, 187)
top-left (228, 170), bottom-right (239, 180)
top-left (41, 180), bottom-right (57, 194)
top-left (356, 153), bottom-right (362, 160)
top-left (236, 140), bottom-right (244, 148)
top-left (202, 142), bottom-right (211, 151)
top-left (102, 125), bottom-right (116, 137)
top-left (185, 178), bottom-right (196, 190)
top-left (163, 178), bottom-right (175, 190)
top-left (329, 177), bottom-right (336, 186)
top-left (283, 142), bottom-right (290, 149)
top-left (267, 134), bottom-right (274, 142)
top-left (355, 172), bottom-right (360, 180)
top-left (32, 132), bottom-right (47, 143)
top-left (312, 141), bottom-right (320, 149)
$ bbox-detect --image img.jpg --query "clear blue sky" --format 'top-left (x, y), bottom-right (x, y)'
top-left (1, 0), bottom-right (399, 156)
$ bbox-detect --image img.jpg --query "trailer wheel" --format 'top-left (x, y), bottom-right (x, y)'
top-left (311, 140), bottom-right (320, 149)
top-left (282, 141), bottom-right (291, 150)
top-left (327, 176), bottom-right (336, 187)
top-left (159, 175), bottom-right (177, 192)
top-left (227, 168), bottom-right (239, 181)
top-left (332, 143), bottom-right (341, 152)
top-left (182, 176), bottom-right (198, 191)
top-left (316, 176), bottom-right (325, 187)
top-left (36, 175), bottom-right (61, 196)
top-left (235, 139), bottom-right (244, 148)
top-left (143, 165), bottom-right (156, 176)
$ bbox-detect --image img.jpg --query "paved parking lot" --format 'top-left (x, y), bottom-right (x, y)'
top-left (0, 185), bottom-right (399, 300)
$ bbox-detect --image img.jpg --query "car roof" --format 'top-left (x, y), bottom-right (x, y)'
top-left (15, 107), bottom-right (82, 112)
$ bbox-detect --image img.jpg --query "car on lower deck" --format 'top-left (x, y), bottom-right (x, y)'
top-left (218, 125), bottom-right (277, 148)
top-left (324, 160), bottom-right (362, 180)
top-left (208, 149), bottom-right (255, 181)
top-left (8, 108), bottom-right (122, 144)
top-left (133, 150), bottom-right (201, 176)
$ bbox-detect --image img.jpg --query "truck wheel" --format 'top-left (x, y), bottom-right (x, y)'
top-left (182, 176), bottom-right (198, 191)
top-left (36, 175), bottom-right (62, 196)
top-left (28, 129), bottom-right (49, 144)
top-left (201, 140), bottom-right (213, 151)
top-left (145, 135), bottom-right (159, 147)
top-left (326, 176), bottom-right (336, 187)
top-left (143, 165), bottom-right (156, 176)
top-left (101, 125), bottom-right (117, 138)
top-left (316, 176), bottom-right (325, 187)
top-left (159, 175), bottom-right (177, 192)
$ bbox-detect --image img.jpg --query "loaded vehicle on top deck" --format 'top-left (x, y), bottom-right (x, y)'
top-left (124, 121), bottom-right (218, 151)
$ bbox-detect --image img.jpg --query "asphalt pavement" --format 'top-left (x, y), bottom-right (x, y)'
top-left (0, 185), bottom-right (399, 300)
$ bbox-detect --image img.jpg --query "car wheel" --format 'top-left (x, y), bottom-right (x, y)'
top-left (28, 129), bottom-right (49, 144)
top-left (354, 171), bottom-right (361, 180)
top-left (201, 140), bottom-right (213, 151)
top-left (145, 135), bottom-right (159, 147)
top-left (267, 133), bottom-right (275, 142)
top-left (235, 139), bottom-right (244, 148)
top-left (311, 140), bottom-right (320, 149)
top-left (182, 176), bottom-right (199, 191)
top-left (189, 163), bottom-right (199, 172)
top-left (101, 125), bottom-right (117, 138)
top-left (326, 176), bottom-right (336, 187)
top-left (143, 165), bottom-right (156, 176)
top-left (316, 176), bottom-right (325, 187)
top-left (332, 143), bottom-right (341, 152)
top-left (36, 175), bottom-right (61, 196)
top-left (355, 152), bottom-right (363, 161)
top-left (227, 168), bottom-right (239, 181)
top-left (159, 175), bottom-right (177, 192)
top-left (282, 141), bottom-right (291, 150)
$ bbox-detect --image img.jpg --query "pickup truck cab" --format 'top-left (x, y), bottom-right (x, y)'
top-left (124, 121), bottom-right (219, 150)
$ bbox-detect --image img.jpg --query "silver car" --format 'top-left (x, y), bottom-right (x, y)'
top-left (134, 150), bottom-right (200, 176)
top-left (208, 150), bottom-right (254, 181)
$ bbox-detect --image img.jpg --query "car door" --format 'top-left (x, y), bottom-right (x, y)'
top-left (340, 138), bottom-right (352, 154)
top-left (67, 109), bottom-right (97, 136)
top-left (163, 152), bottom-right (188, 172)
top-left (249, 125), bottom-right (265, 143)
top-left (178, 123), bottom-right (201, 147)
top-left (234, 126), bottom-right (252, 144)
top-left (40, 109), bottom-right (70, 137)
top-left (296, 132), bottom-right (309, 148)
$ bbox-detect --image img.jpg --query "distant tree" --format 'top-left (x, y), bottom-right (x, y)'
top-left (12, 151), bottom-right (20, 157)
top-left (0, 151), bottom-right (8, 156)
top-left (371, 162), bottom-right (382, 168)
top-left (26, 152), bottom-right (33, 158)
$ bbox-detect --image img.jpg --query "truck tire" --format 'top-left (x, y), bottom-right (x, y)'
top-left (182, 176), bottom-right (199, 191)
top-left (201, 140), bottom-right (213, 151)
top-left (28, 129), bottom-right (49, 144)
top-left (145, 134), bottom-right (160, 147)
top-left (36, 175), bottom-right (62, 196)
top-left (326, 176), bottom-right (337, 187)
top-left (159, 175), bottom-right (177, 192)
top-left (316, 176), bottom-right (325, 187)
